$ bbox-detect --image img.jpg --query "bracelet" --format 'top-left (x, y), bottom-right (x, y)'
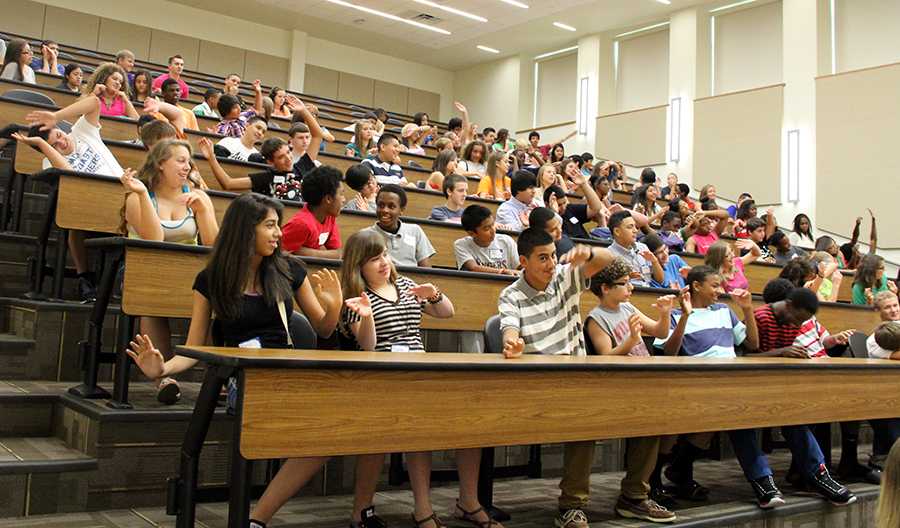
top-left (427, 289), bottom-right (444, 304)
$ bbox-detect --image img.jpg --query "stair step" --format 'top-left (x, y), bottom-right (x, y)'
top-left (0, 436), bottom-right (96, 474)
top-left (0, 332), bottom-right (35, 353)
top-left (0, 384), bottom-right (60, 437)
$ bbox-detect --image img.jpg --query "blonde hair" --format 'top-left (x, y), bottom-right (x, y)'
top-left (340, 230), bottom-right (397, 300)
top-left (704, 240), bottom-right (732, 272)
top-left (877, 439), bottom-right (900, 528)
top-left (874, 290), bottom-right (898, 311)
top-left (139, 139), bottom-right (194, 191)
top-left (353, 119), bottom-right (375, 153)
top-left (537, 164), bottom-right (561, 190)
top-left (83, 62), bottom-right (130, 99)
top-left (484, 151), bottom-right (509, 195)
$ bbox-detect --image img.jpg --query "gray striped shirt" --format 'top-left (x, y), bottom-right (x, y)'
top-left (498, 264), bottom-right (589, 356)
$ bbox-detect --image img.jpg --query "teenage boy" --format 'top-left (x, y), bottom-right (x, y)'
top-left (343, 164), bottom-right (378, 212)
top-left (658, 211), bottom-right (686, 252)
top-left (643, 234), bottom-right (689, 289)
top-left (32, 40), bottom-right (63, 75)
top-left (115, 49), bottom-right (135, 80)
top-left (160, 78), bottom-right (199, 130)
top-left (867, 318), bottom-right (900, 470)
top-left (151, 55), bottom-right (189, 99)
top-left (364, 185), bottom-right (435, 268)
top-left (362, 134), bottom-right (411, 186)
top-left (584, 258), bottom-right (677, 522)
top-left (542, 163), bottom-right (606, 240)
top-left (607, 211), bottom-right (664, 287)
top-left (429, 174), bottom-right (467, 223)
top-left (223, 73), bottom-right (242, 97)
top-left (288, 123), bottom-right (320, 166)
top-left (216, 80), bottom-right (264, 137)
top-left (869, 291), bottom-right (900, 356)
top-left (281, 166), bottom-right (344, 258)
top-left (580, 153), bottom-right (594, 177)
top-left (529, 207), bottom-right (576, 258)
top-left (495, 170), bottom-right (537, 231)
top-left (454, 205), bottom-right (518, 275)
top-left (498, 228), bottom-right (615, 528)
top-left (192, 88), bottom-right (222, 119)
top-left (744, 217), bottom-right (775, 263)
top-left (215, 116), bottom-right (266, 161)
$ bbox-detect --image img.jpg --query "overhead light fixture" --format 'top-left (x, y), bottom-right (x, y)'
top-left (709, 0), bottom-right (757, 13)
top-left (614, 21), bottom-right (669, 38)
top-left (534, 45), bottom-right (578, 60)
top-left (413, 0), bottom-right (487, 22)
top-left (498, 0), bottom-right (529, 8)
top-left (325, 0), bottom-right (451, 34)
top-left (656, 0), bottom-right (671, 4)
top-left (553, 22), bottom-right (577, 32)
top-left (477, 45), bottom-right (500, 54)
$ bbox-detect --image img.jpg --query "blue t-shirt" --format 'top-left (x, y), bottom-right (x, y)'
top-left (30, 57), bottom-right (64, 75)
top-left (651, 254), bottom-right (688, 290)
top-left (654, 303), bottom-right (746, 358)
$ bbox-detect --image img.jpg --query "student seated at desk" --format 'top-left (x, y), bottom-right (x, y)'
top-left (528, 206), bottom-right (574, 258)
top-left (428, 174), bottom-right (467, 223)
top-left (364, 185), bottom-right (435, 268)
top-left (215, 80), bottom-right (264, 138)
top-left (426, 149), bottom-right (457, 191)
top-left (59, 63), bottom-right (83, 93)
top-left (477, 151), bottom-right (511, 201)
top-left (83, 63), bottom-right (139, 119)
top-left (192, 88), bottom-right (221, 119)
top-left (120, 139), bottom-right (218, 403)
top-left (215, 115), bottom-right (265, 162)
top-left (362, 134), bottom-right (413, 187)
top-left (607, 211), bottom-right (664, 288)
top-left (125, 193), bottom-right (378, 528)
top-left (345, 118), bottom-right (376, 159)
top-left (343, 163), bottom-right (378, 212)
top-left (454, 205), bottom-right (518, 275)
top-left (704, 239), bottom-right (760, 294)
top-left (1, 39), bottom-right (36, 84)
top-left (338, 230), bottom-right (498, 528)
top-left (159, 78), bottom-right (199, 131)
top-left (495, 170), bottom-right (537, 232)
top-left (643, 234), bottom-right (689, 290)
top-left (281, 166), bottom-right (344, 258)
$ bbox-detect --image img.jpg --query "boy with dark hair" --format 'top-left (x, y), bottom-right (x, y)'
top-left (607, 211), bottom-right (664, 287)
top-left (216, 80), bottom-right (264, 137)
top-left (580, 152), bottom-right (594, 176)
top-left (364, 185), bottom-right (435, 267)
top-left (343, 163), bottom-right (378, 212)
top-left (495, 170), bottom-right (537, 231)
top-left (542, 162), bottom-right (606, 240)
top-left (192, 88), bottom-right (222, 119)
top-left (529, 206), bottom-right (575, 258)
top-left (644, 233), bottom-right (689, 289)
top-left (658, 210), bottom-right (685, 252)
top-left (215, 115), bottom-right (266, 161)
top-left (745, 218), bottom-right (775, 263)
top-left (429, 173), bottom-right (467, 223)
top-left (498, 228), bottom-right (615, 528)
top-left (362, 134), bottom-right (410, 186)
top-left (160, 78), bottom-right (199, 130)
top-left (281, 166), bottom-right (345, 257)
top-left (454, 205), bottom-right (518, 275)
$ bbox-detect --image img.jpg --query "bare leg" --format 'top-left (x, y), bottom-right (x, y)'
top-left (251, 456), bottom-right (329, 523)
top-left (406, 452), bottom-right (436, 524)
top-left (455, 448), bottom-right (502, 526)
top-left (351, 454), bottom-right (386, 523)
top-left (68, 230), bottom-right (89, 274)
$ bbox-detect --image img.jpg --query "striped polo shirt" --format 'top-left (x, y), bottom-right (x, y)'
top-left (753, 304), bottom-right (802, 353)
top-left (498, 263), bottom-right (589, 356)
top-left (653, 303), bottom-right (746, 358)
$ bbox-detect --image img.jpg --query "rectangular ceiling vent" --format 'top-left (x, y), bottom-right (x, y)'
top-left (396, 10), bottom-right (444, 25)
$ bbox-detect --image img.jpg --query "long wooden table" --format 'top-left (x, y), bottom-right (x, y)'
top-left (167, 344), bottom-right (900, 527)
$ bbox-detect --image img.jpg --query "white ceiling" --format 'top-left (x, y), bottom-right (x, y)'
top-left (170, 0), bottom-right (715, 70)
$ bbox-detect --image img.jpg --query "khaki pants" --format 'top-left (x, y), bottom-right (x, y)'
top-left (559, 436), bottom-right (660, 508)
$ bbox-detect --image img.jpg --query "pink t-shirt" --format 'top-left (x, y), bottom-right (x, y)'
top-left (99, 95), bottom-right (127, 117)
top-left (691, 231), bottom-right (719, 255)
top-left (281, 205), bottom-right (341, 253)
top-left (151, 74), bottom-right (190, 99)
top-left (723, 257), bottom-right (749, 293)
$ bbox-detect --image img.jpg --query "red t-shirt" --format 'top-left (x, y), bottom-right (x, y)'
top-left (753, 304), bottom-right (801, 353)
top-left (281, 206), bottom-right (340, 253)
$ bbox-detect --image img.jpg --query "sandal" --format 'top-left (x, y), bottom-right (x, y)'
top-left (411, 512), bottom-right (445, 528)
top-left (451, 501), bottom-right (501, 528)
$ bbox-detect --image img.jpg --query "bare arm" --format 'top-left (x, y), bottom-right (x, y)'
top-left (197, 138), bottom-right (251, 191)
top-left (849, 217), bottom-right (861, 247)
top-left (663, 309), bottom-right (689, 356)
top-left (461, 260), bottom-right (515, 275)
top-left (251, 80), bottom-right (264, 114)
top-left (290, 97), bottom-right (323, 161)
top-left (56, 94), bottom-right (103, 127)
top-left (868, 210), bottom-right (877, 253)
top-left (586, 319), bottom-right (638, 356)
top-left (417, 256), bottom-right (433, 268)
top-left (14, 134), bottom-right (71, 170)
top-left (123, 191), bottom-right (165, 241)
top-left (121, 94), bottom-right (140, 119)
top-left (684, 237), bottom-right (698, 253)
top-left (423, 294), bottom-right (454, 318)
top-left (295, 270), bottom-right (343, 339)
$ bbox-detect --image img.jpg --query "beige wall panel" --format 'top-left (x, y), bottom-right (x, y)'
top-left (596, 105), bottom-right (668, 167)
top-left (373, 81), bottom-right (408, 115)
top-left (453, 56), bottom-right (519, 133)
top-left (714, 1), bottom-right (783, 94)
top-left (43, 6), bottom-right (99, 50)
top-left (537, 52), bottom-right (577, 126)
top-left (407, 89), bottom-right (440, 120)
top-left (693, 85), bottom-right (783, 205)
top-left (198, 40), bottom-right (245, 79)
top-left (616, 30), bottom-right (669, 112)
top-left (149, 30), bottom-right (199, 71)
top-left (97, 18), bottom-right (151, 60)
top-left (836, 0), bottom-right (900, 73)
top-left (244, 51), bottom-right (288, 89)
top-left (304, 65), bottom-right (339, 100)
top-left (817, 64), bottom-right (900, 248)
top-left (0, 0), bottom-right (46, 39)
top-left (338, 72), bottom-right (374, 107)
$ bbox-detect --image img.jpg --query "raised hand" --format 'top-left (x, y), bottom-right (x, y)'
top-left (502, 336), bottom-right (525, 359)
top-left (867, 208), bottom-right (875, 218)
top-left (547, 193), bottom-right (560, 214)
top-left (10, 131), bottom-right (46, 148)
top-left (197, 137), bottom-right (214, 158)
top-left (310, 269), bottom-right (343, 310)
top-left (142, 97), bottom-right (160, 114)
top-left (889, 280), bottom-right (898, 295)
top-left (252, 79), bottom-right (262, 94)
top-left (409, 283), bottom-right (439, 301)
top-left (640, 249), bottom-right (657, 263)
top-left (653, 294), bottom-right (676, 314)
top-left (625, 313), bottom-right (643, 347)
top-left (678, 288), bottom-right (693, 316)
top-left (120, 169), bottom-right (147, 194)
top-left (344, 292), bottom-right (373, 318)
top-left (126, 334), bottom-right (165, 379)
top-left (26, 110), bottom-right (58, 131)
top-left (453, 101), bottom-right (468, 114)
top-left (731, 288), bottom-right (753, 310)
top-left (92, 83), bottom-right (107, 97)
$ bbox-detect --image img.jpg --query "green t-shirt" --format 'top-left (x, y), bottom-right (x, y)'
top-left (851, 275), bottom-right (889, 305)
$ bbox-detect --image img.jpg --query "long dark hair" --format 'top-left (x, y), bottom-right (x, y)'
top-left (549, 143), bottom-right (565, 163)
top-left (130, 70), bottom-right (154, 102)
top-left (854, 254), bottom-right (883, 290)
top-left (792, 213), bottom-right (814, 243)
top-left (3, 39), bottom-right (29, 79)
top-left (206, 193), bottom-right (294, 321)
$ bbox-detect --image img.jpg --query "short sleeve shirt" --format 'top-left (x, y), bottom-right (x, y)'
top-left (690, 232), bottom-right (719, 255)
top-left (428, 206), bottom-right (463, 223)
top-left (42, 116), bottom-right (124, 177)
top-left (216, 136), bottom-right (258, 162)
top-left (340, 276), bottom-right (425, 352)
top-left (754, 304), bottom-right (801, 353)
top-left (453, 234), bottom-right (518, 270)
top-left (608, 241), bottom-right (653, 287)
top-left (654, 304), bottom-right (746, 358)
top-left (562, 203), bottom-right (591, 240)
top-left (281, 205), bottom-right (341, 253)
top-left (866, 334), bottom-right (895, 359)
top-left (364, 222), bottom-right (435, 267)
top-left (248, 154), bottom-right (316, 201)
top-left (362, 156), bottom-right (404, 185)
top-left (151, 74), bottom-right (189, 99)
top-left (586, 302), bottom-right (650, 357)
top-left (651, 254), bottom-right (688, 289)
top-left (216, 108), bottom-right (258, 138)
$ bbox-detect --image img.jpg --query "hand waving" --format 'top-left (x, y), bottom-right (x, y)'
top-left (26, 110), bottom-right (58, 131)
top-left (310, 269), bottom-right (343, 311)
top-left (120, 168), bottom-right (146, 194)
top-left (344, 292), bottom-right (373, 318)
top-left (126, 334), bottom-right (165, 380)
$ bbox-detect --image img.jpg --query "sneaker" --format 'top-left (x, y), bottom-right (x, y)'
top-left (156, 378), bottom-right (181, 405)
top-left (351, 506), bottom-right (387, 528)
top-left (249, 520), bottom-right (267, 528)
top-left (751, 475), bottom-right (785, 509)
top-left (614, 496), bottom-right (676, 523)
top-left (649, 487), bottom-right (677, 510)
top-left (78, 277), bottom-right (97, 303)
top-left (555, 508), bottom-right (589, 528)
top-left (837, 462), bottom-right (881, 485)
top-left (809, 464), bottom-right (857, 506)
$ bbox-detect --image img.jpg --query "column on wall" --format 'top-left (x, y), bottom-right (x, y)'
top-left (288, 30), bottom-right (308, 93)
top-left (572, 35), bottom-right (599, 157)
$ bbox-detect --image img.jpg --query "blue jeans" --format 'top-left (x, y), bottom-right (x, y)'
top-left (728, 426), bottom-right (824, 481)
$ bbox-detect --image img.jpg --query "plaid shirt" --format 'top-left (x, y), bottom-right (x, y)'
top-left (216, 108), bottom-right (258, 138)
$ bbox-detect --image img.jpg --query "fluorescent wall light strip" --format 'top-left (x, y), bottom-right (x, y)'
top-left (656, 0), bottom-right (671, 4)
top-left (787, 129), bottom-right (800, 202)
top-left (534, 45), bottom-right (578, 61)
top-left (710, 16), bottom-right (716, 95)
top-left (532, 62), bottom-right (539, 128)
top-left (413, 0), bottom-right (487, 22)
top-left (669, 97), bottom-right (681, 163)
top-left (553, 22), bottom-right (577, 32)
top-left (829, 0), bottom-right (837, 74)
top-left (709, 0), bottom-right (757, 14)
top-left (614, 21), bottom-right (669, 38)
top-left (578, 77), bottom-right (589, 135)
top-left (498, 0), bottom-right (529, 8)
top-left (613, 41), bottom-right (619, 83)
top-left (477, 45), bottom-right (500, 54)
top-left (325, 0), bottom-right (451, 34)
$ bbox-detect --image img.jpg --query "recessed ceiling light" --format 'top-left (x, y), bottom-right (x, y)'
top-left (497, 0), bottom-right (529, 8)
top-left (553, 22), bottom-right (577, 32)
top-left (413, 0), bottom-right (487, 22)
top-left (709, 0), bottom-right (757, 13)
top-left (656, 0), bottom-right (671, 4)
top-left (477, 45), bottom-right (500, 54)
top-left (325, 0), bottom-right (452, 34)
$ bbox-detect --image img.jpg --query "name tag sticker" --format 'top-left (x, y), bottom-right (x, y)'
top-left (273, 175), bottom-right (285, 184)
top-left (391, 343), bottom-right (411, 353)
top-left (403, 235), bottom-right (416, 246)
top-left (318, 232), bottom-right (330, 246)
top-left (569, 216), bottom-right (580, 225)
top-left (238, 337), bottom-right (262, 349)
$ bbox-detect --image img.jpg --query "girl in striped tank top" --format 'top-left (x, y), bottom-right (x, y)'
top-left (339, 230), bottom-right (504, 528)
